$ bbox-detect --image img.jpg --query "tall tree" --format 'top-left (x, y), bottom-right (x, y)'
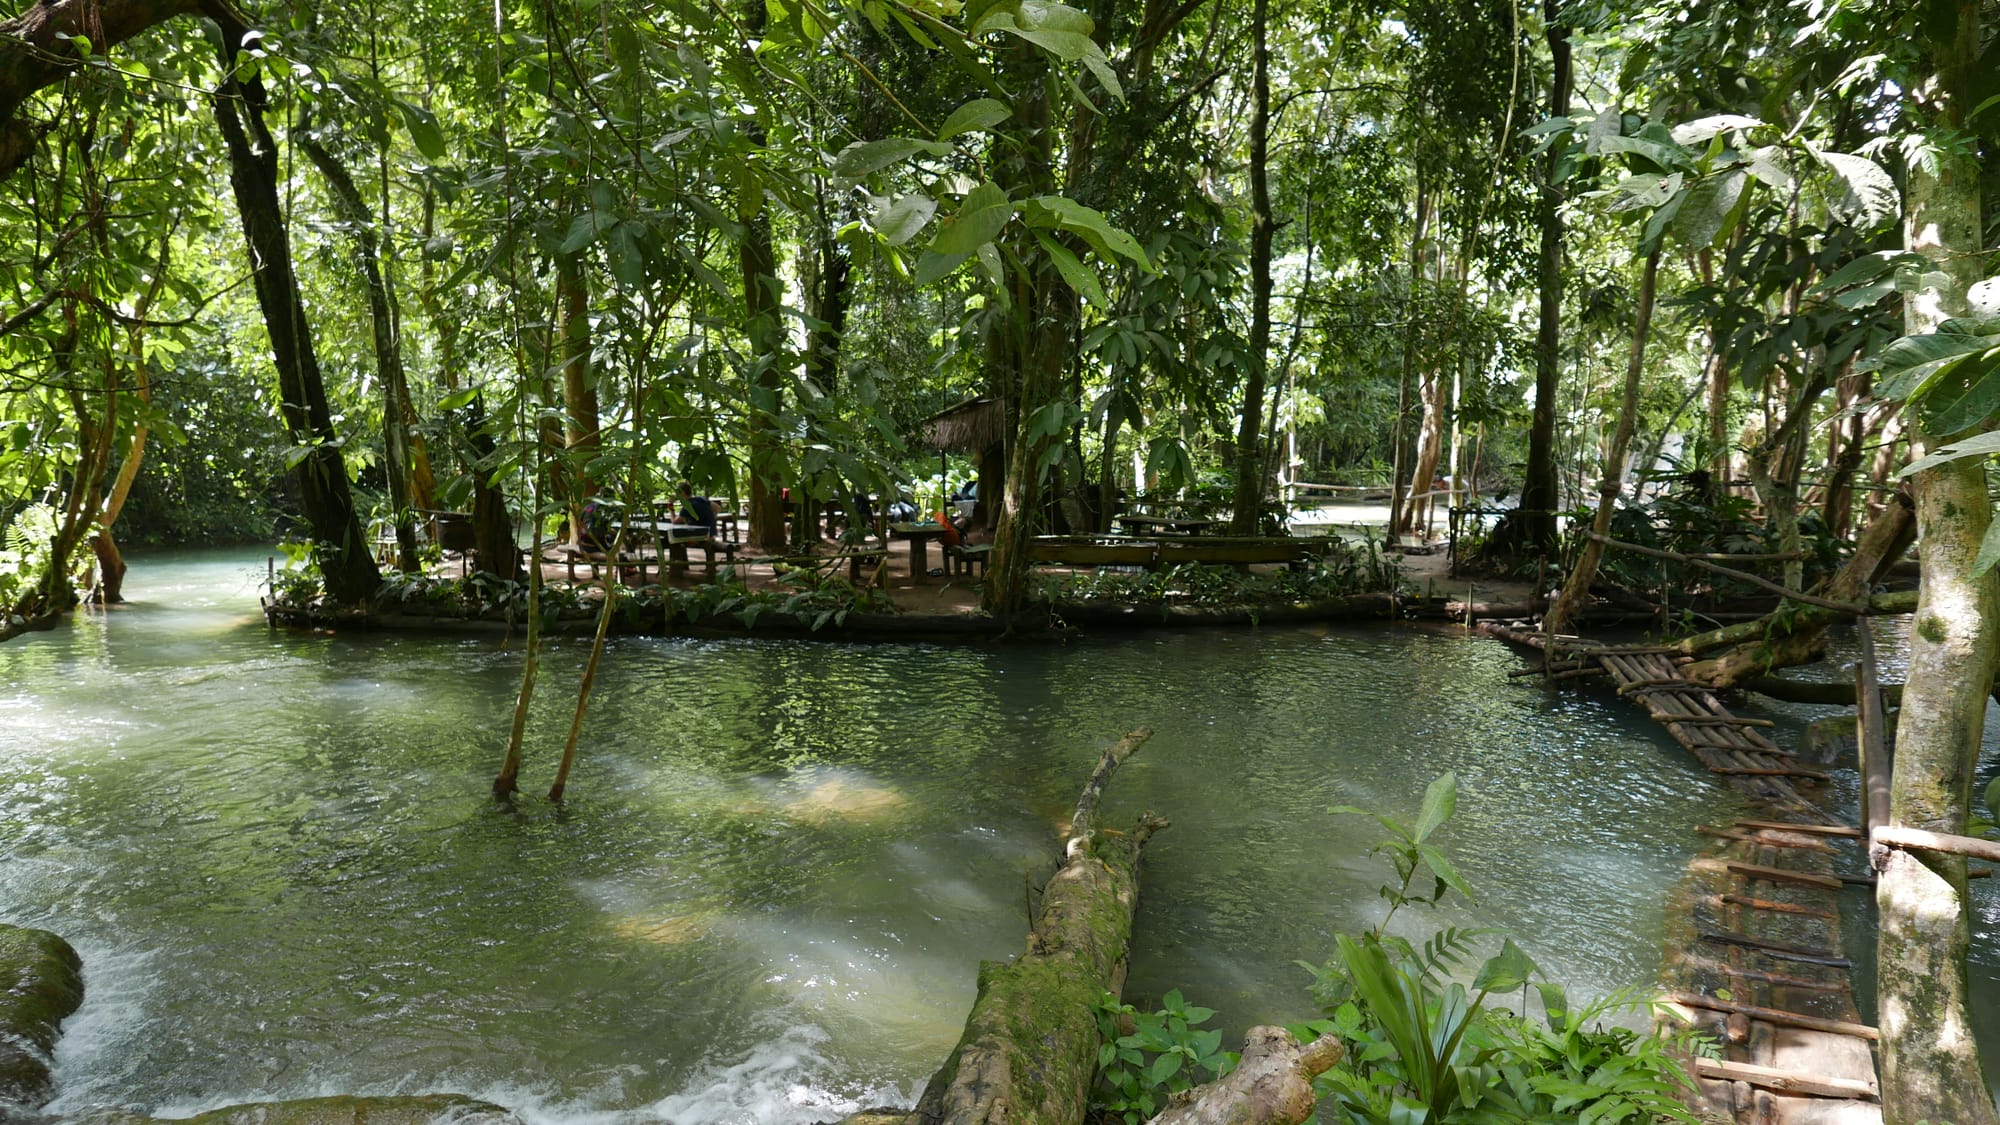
top-left (204, 0), bottom-right (379, 603)
top-left (1872, 0), bottom-right (1999, 1117)
top-left (1227, 0), bottom-right (1273, 535)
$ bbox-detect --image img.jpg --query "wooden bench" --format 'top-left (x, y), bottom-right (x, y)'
top-left (539, 542), bottom-right (656, 583)
top-left (949, 543), bottom-right (994, 576)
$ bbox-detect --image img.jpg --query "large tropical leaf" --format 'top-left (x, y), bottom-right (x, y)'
top-left (930, 180), bottom-right (1014, 255)
top-left (1812, 149), bottom-right (1899, 228)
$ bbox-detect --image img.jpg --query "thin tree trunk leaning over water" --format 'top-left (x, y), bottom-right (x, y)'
top-left (873, 727), bottom-right (1164, 1125)
top-left (1543, 246), bottom-right (1660, 636)
top-left (1679, 490), bottom-right (1914, 689)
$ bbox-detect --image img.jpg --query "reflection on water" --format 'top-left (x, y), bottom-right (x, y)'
top-left (2, 550), bottom-right (1750, 1122)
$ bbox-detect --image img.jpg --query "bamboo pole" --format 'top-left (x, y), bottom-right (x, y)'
top-left (1667, 992), bottom-right (1878, 1040)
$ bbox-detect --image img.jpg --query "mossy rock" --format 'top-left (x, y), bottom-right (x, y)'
top-left (0, 923), bottom-right (84, 1108)
top-left (70, 1094), bottom-right (527, 1124)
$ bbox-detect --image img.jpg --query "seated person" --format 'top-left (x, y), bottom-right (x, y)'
top-left (672, 481), bottom-right (717, 538)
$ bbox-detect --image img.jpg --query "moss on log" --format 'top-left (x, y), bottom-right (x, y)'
top-left (0, 923), bottom-right (83, 1108)
top-left (909, 729), bottom-right (1166, 1125)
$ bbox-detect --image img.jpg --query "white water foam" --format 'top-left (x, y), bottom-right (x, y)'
top-left (642, 1025), bottom-right (912, 1125)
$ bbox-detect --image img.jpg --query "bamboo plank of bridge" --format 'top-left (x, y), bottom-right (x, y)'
top-left (1694, 1058), bottom-right (1880, 1101)
top-left (1667, 992), bottom-right (1878, 1041)
top-left (1736, 819), bottom-right (1861, 838)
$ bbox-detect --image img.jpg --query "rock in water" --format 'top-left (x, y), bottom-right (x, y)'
top-left (0, 923), bottom-right (84, 1109)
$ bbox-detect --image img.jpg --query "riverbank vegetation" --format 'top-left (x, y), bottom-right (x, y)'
top-left (4, 0), bottom-right (1999, 1116)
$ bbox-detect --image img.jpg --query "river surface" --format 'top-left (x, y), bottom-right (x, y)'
top-left (0, 549), bottom-right (1795, 1121)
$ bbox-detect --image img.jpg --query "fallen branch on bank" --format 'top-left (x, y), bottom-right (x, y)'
top-left (1147, 1026), bottom-right (1343, 1125)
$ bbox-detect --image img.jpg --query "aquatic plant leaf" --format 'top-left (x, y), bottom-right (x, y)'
top-left (1412, 772), bottom-right (1457, 843)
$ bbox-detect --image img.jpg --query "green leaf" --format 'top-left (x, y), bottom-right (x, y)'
top-left (437, 386), bottom-right (480, 411)
top-left (559, 212), bottom-right (609, 254)
top-left (1021, 195), bottom-right (1151, 268)
top-left (1417, 843), bottom-right (1475, 900)
top-left (1148, 1051), bottom-right (1183, 1085)
top-left (1813, 149), bottom-right (1899, 229)
top-left (393, 101), bottom-right (448, 161)
top-left (832, 136), bottom-right (951, 182)
top-left (1898, 431), bottom-right (2000, 479)
top-left (1412, 771), bottom-right (1456, 842)
top-left (1673, 167), bottom-right (1746, 249)
top-left (873, 194), bottom-right (938, 246)
top-left (1984, 775), bottom-right (2000, 818)
top-left (937, 97), bottom-right (1011, 141)
top-left (1594, 134), bottom-right (1690, 172)
top-left (931, 180), bottom-right (1014, 255)
top-left (1669, 114), bottom-right (1763, 145)
top-left (1034, 233), bottom-right (1107, 306)
top-left (913, 249), bottom-right (970, 286)
top-left (1869, 332), bottom-right (1996, 397)
top-left (607, 222), bottom-right (645, 285)
top-left (1973, 515), bottom-right (2000, 579)
top-left (1472, 938), bottom-right (1538, 993)
top-left (1918, 348), bottom-right (2000, 436)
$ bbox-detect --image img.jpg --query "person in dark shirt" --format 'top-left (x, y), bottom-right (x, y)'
top-left (675, 481), bottom-right (717, 536)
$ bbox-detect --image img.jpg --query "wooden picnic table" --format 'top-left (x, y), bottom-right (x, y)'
top-left (1114, 513), bottom-right (1222, 536)
top-left (890, 521), bottom-right (952, 582)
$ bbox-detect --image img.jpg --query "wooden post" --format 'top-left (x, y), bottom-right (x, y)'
top-left (1856, 621), bottom-right (1891, 837)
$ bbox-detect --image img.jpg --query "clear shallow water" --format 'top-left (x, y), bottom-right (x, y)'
top-left (1, 550), bottom-right (1748, 1122)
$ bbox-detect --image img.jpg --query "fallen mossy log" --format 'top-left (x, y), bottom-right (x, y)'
top-left (1147, 1026), bottom-right (1343, 1125)
top-left (1673, 493), bottom-right (1915, 689)
top-left (893, 728), bottom-right (1167, 1125)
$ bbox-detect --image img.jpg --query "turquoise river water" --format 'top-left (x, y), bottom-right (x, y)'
top-left (0, 549), bottom-right (1977, 1122)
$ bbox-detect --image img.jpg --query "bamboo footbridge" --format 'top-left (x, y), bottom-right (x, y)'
top-left (1480, 620), bottom-right (1884, 1125)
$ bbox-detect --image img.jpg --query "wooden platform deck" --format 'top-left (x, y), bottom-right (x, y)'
top-left (1479, 620), bottom-right (1881, 1124)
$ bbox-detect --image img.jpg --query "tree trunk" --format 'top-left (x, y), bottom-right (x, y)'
top-left (738, 2), bottom-right (788, 552)
top-left (1543, 246), bottom-right (1659, 635)
top-left (205, 4), bottom-right (379, 605)
top-left (0, 0), bottom-right (202, 180)
top-left (912, 728), bottom-right (1165, 1125)
top-left (419, 187), bottom-right (517, 581)
top-left (1228, 0), bottom-right (1273, 536)
top-left (1386, 187), bottom-right (1428, 543)
top-left (980, 35), bottom-right (1071, 617)
top-left (1873, 8), bottom-right (1999, 1113)
top-left (1487, 0), bottom-right (1569, 560)
top-left (556, 251), bottom-right (600, 539)
top-left (299, 132), bottom-right (422, 572)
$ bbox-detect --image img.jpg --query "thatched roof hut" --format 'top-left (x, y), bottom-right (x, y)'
top-left (922, 397), bottom-right (1007, 453)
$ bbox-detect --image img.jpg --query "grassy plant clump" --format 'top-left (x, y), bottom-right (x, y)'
top-left (1297, 773), bottom-right (1714, 1124)
top-left (1087, 774), bottom-right (1714, 1125)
